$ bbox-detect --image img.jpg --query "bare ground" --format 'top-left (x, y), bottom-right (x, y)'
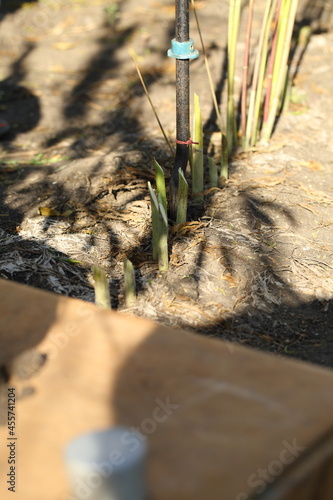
top-left (0, 0), bottom-right (333, 367)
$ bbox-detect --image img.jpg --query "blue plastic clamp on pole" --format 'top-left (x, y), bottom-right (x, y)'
top-left (167, 39), bottom-right (199, 60)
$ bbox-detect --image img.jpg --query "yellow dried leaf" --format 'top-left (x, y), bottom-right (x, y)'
top-left (39, 207), bottom-right (60, 217)
top-left (298, 160), bottom-right (324, 171)
top-left (53, 42), bottom-right (76, 51)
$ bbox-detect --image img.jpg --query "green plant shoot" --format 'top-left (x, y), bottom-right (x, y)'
top-left (153, 158), bottom-right (167, 214)
top-left (227, 0), bottom-right (242, 153)
top-left (220, 133), bottom-right (228, 181)
top-left (192, 93), bottom-right (204, 200)
top-left (208, 157), bottom-right (218, 188)
top-left (157, 194), bottom-right (169, 271)
top-left (176, 168), bottom-right (188, 224)
top-left (148, 182), bottom-right (168, 271)
top-left (123, 257), bottom-right (136, 307)
top-left (92, 266), bottom-right (111, 309)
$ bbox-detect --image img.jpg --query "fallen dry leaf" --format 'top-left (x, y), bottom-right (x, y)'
top-left (298, 160), bottom-right (324, 171)
top-left (53, 42), bottom-right (76, 51)
top-left (38, 207), bottom-right (61, 217)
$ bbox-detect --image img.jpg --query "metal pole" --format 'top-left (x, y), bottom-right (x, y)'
top-left (175, 0), bottom-right (190, 146)
top-left (168, 0), bottom-right (198, 221)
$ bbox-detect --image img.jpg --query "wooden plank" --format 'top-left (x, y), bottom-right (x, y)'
top-left (0, 278), bottom-right (332, 500)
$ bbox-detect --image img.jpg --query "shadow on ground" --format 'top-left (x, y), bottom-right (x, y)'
top-left (0, 0), bottom-right (332, 369)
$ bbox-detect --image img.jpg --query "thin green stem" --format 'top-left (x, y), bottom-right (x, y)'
top-left (250, 0), bottom-right (277, 146)
top-left (192, 93), bottom-right (204, 199)
top-left (263, 0), bottom-right (283, 125)
top-left (261, 0), bottom-right (299, 142)
top-left (270, 0), bottom-right (290, 104)
top-left (227, 0), bottom-right (242, 154)
top-left (245, 0), bottom-right (274, 148)
top-left (241, 0), bottom-right (254, 148)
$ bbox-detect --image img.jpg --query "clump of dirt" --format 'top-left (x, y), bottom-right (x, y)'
top-left (0, 0), bottom-right (332, 368)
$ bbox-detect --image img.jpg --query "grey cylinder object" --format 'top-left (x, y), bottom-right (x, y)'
top-left (65, 427), bottom-right (148, 500)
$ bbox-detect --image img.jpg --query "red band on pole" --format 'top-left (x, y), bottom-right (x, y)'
top-left (175, 139), bottom-right (199, 146)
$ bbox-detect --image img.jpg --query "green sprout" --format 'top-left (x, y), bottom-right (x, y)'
top-left (208, 156), bottom-right (218, 189)
top-left (148, 182), bottom-right (168, 271)
top-left (153, 159), bottom-right (167, 214)
top-left (227, 0), bottom-right (242, 154)
top-left (192, 93), bottom-right (204, 201)
top-left (220, 133), bottom-right (229, 182)
top-left (92, 266), bottom-right (111, 309)
top-left (123, 257), bottom-right (136, 307)
top-left (176, 168), bottom-right (188, 224)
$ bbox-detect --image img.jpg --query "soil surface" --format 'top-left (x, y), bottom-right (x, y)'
top-left (0, 0), bottom-right (333, 368)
